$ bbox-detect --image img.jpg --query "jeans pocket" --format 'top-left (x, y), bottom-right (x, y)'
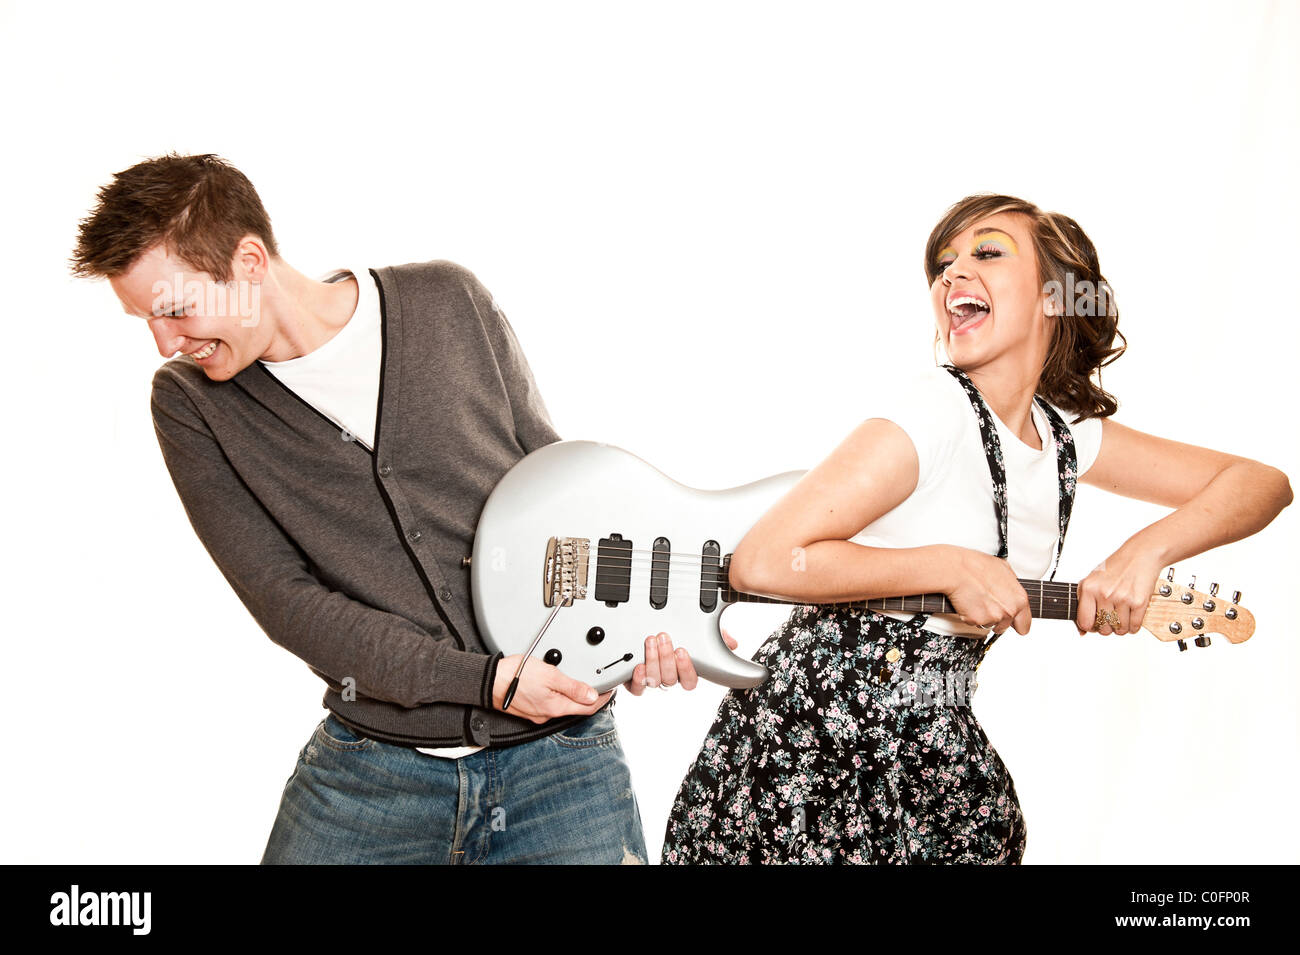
top-left (317, 712), bottom-right (375, 752)
top-left (548, 705), bottom-right (619, 749)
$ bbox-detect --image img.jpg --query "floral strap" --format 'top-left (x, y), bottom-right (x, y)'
top-left (906, 365), bottom-right (1078, 643)
top-left (942, 366), bottom-right (1011, 562)
top-left (1027, 395), bottom-right (1078, 581)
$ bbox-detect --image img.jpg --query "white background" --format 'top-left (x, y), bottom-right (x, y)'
top-left (2, 0), bottom-right (1296, 864)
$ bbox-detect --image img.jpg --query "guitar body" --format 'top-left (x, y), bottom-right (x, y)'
top-left (472, 441), bottom-right (1257, 694)
top-left (471, 440), bottom-right (804, 692)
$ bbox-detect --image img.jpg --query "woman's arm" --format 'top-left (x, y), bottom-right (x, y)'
top-left (729, 418), bottom-right (1036, 635)
top-left (1074, 418), bottom-right (1292, 637)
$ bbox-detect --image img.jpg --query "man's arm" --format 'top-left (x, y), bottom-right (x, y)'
top-left (151, 372), bottom-right (501, 710)
top-left (458, 268), bottom-right (563, 452)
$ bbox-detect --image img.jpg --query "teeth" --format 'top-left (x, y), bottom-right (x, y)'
top-left (947, 295), bottom-right (989, 311)
top-left (189, 341), bottom-right (217, 360)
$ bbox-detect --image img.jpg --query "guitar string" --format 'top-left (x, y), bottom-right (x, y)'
top-left (546, 547), bottom-right (1081, 591)
top-left (550, 568), bottom-right (1198, 620)
top-left (544, 548), bottom-right (1079, 584)
top-left (571, 570), bottom-right (1077, 609)
top-left (570, 561), bottom-right (1077, 594)
top-left (569, 563), bottom-right (1076, 587)
top-left (581, 568), bottom-right (1075, 591)
top-left (558, 561), bottom-right (1078, 589)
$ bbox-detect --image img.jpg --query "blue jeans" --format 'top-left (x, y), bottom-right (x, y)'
top-left (260, 702), bottom-right (648, 864)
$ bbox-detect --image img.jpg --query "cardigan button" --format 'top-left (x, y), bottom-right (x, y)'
top-left (407, 529), bottom-right (422, 543)
top-left (885, 647), bottom-right (902, 663)
top-left (378, 464), bottom-right (392, 477)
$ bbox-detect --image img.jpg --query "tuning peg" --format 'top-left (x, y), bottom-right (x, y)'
top-left (1166, 567), bottom-right (1175, 582)
top-left (1232, 590), bottom-right (1242, 604)
top-left (1210, 582), bottom-right (1219, 596)
top-left (1194, 636), bottom-right (1211, 648)
top-left (1177, 639), bottom-right (1188, 651)
top-left (1188, 575), bottom-right (1197, 590)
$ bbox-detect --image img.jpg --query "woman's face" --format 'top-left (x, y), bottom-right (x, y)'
top-left (928, 212), bottom-right (1051, 374)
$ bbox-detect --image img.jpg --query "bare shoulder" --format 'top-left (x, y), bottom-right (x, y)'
top-left (741, 414), bottom-right (923, 552)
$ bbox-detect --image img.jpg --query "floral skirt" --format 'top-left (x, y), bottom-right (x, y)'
top-left (661, 605), bottom-right (1026, 864)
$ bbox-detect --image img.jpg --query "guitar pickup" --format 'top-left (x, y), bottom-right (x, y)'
top-left (650, 537), bottom-right (670, 610)
top-left (699, 540), bottom-right (721, 612)
top-left (543, 537), bottom-right (589, 607)
top-left (595, 534), bottom-right (633, 607)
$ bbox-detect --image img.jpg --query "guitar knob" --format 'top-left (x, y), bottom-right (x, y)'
top-left (1177, 639), bottom-right (1188, 651)
top-left (543, 648), bottom-right (563, 666)
top-left (1194, 636), bottom-right (1211, 648)
top-left (586, 626), bottom-right (606, 646)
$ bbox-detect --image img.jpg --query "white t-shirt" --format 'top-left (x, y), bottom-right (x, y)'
top-left (260, 266), bottom-right (486, 759)
top-left (259, 266), bottom-right (382, 451)
top-left (848, 366), bottom-right (1104, 637)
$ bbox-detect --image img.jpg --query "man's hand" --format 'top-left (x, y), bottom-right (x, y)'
top-left (622, 630), bottom-right (741, 696)
top-left (492, 655), bottom-right (612, 724)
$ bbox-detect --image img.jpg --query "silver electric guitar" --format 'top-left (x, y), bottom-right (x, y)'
top-left (471, 440), bottom-right (801, 692)
top-left (470, 441), bottom-right (1258, 694)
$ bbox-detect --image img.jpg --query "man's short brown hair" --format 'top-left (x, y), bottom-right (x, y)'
top-left (70, 152), bottom-right (279, 283)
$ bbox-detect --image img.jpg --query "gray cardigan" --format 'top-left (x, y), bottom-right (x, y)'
top-left (150, 259), bottom-right (596, 748)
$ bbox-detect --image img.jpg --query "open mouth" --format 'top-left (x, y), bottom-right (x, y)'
top-left (947, 294), bottom-right (990, 333)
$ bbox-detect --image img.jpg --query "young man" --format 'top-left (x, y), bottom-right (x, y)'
top-left (71, 152), bottom-right (717, 864)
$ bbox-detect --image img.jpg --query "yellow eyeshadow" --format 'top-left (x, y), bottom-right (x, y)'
top-left (935, 231), bottom-right (1018, 272)
top-left (974, 231), bottom-right (1018, 254)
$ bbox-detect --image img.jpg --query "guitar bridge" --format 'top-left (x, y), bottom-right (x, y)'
top-left (544, 537), bottom-right (590, 607)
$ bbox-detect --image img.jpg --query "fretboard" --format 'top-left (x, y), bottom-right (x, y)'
top-left (722, 579), bottom-right (1079, 621)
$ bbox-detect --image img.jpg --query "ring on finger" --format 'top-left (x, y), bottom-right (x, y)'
top-left (1094, 608), bottom-right (1120, 630)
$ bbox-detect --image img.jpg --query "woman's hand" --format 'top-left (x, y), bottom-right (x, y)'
top-left (944, 546), bottom-right (1032, 635)
top-left (1073, 544), bottom-right (1167, 638)
top-left (1078, 418), bottom-right (1290, 640)
top-left (623, 630), bottom-right (741, 695)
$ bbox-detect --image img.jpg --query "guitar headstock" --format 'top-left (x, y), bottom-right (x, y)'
top-left (1143, 569), bottom-right (1255, 649)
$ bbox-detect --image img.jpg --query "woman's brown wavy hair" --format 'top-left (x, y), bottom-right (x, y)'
top-left (924, 194), bottom-right (1125, 421)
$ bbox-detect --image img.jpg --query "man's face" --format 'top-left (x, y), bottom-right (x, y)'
top-left (111, 244), bottom-right (265, 382)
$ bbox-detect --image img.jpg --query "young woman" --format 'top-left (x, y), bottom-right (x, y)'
top-left (660, 194), bottom-right (1292, 865)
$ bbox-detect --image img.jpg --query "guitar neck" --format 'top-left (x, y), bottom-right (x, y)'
top-left (723, 578), bottom-right (1080, 621)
